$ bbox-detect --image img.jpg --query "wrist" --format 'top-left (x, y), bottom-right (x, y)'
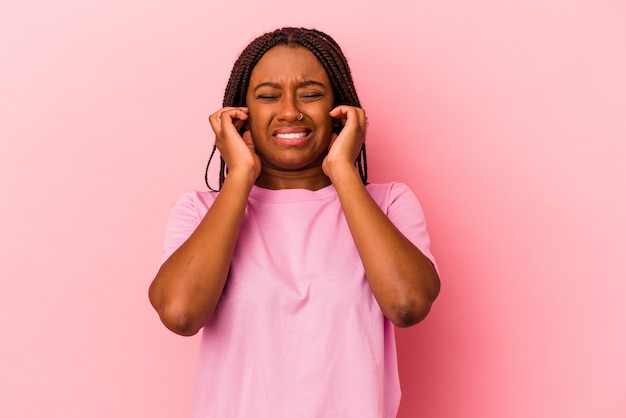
top-left (223, 168), bottom-right (258, 191)
top-left (325, 161), bottom-right (360, 187)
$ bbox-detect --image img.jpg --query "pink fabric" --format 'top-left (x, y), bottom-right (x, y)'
top-left (161, 182), bottom-right (436, 418)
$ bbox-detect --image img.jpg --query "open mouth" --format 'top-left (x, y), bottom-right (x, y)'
top-left (273, 129), bottom-right (311, 145)
top-left (275, 131), bottom-right (308, 139)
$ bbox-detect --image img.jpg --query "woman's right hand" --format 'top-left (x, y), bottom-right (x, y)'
top-left (209, 107), bottom-right (261, 184)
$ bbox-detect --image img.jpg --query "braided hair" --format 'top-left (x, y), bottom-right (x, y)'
top-left (205, 27), bottom-right (368, 191)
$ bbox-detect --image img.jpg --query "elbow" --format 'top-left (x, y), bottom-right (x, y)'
top-left (389, 284), bottom-right (440, 328)
top-left (389, 298), bottom-right (433, 328)
top-left (158, 306), bottom-right (204, 336)
top-left (149, 285), bottom-right (204, 337)
top-left (390, 272), bottom-right (440, 328)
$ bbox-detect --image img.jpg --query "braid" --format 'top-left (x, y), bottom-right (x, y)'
top-left (205, 27), bottom-right (368, 191)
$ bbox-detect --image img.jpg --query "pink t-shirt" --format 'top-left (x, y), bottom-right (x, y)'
top-left (161, 182), bottom-right (436, 418)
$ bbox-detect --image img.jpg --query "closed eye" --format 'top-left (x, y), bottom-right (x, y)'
top-left (300, 92), bottom-right (323, 102)
top-left (257, 95), bottom-right (278, 101)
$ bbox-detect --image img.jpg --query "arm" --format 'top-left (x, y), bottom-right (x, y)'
top-left (148, 107), bottom-right (259, 336)
top-left (323, 106), bottom-right (440, 327)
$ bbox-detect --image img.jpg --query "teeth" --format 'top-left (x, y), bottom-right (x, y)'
top-left (275, 132), bottom-right (307, 139)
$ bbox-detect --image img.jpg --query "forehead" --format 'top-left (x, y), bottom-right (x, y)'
top-left (249, 46), bottom-right (330, 85)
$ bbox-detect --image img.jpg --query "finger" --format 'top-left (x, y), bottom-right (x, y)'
top-left (328, 105), bottom-right (348, 123)
top-left (329, 110), bottom-right (347, 134)
top-left (232, 118), bottom-right (247, 132)
top-left (329, 105), bottom-right (361, 118)
top-left (329, 106), bottom-right (367, 136)
top-left (329, 105), bottom-right (365, 127)
top-left (209, 107), bottom-right (249, 133)
top-left (219, 107), bottom-right (249, 123)
top-left (209, 107), bottom-right (248, 122)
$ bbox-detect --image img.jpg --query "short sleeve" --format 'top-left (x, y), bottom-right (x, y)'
top-left (159, 191), bottom-right (215, 265)
top-left (382, 182), bottom-right (438, 272)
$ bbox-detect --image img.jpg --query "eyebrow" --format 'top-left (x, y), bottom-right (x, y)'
top-left (252, 80), bottom-right (327, 92)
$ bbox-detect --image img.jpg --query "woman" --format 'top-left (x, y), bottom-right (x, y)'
top-left (149, 27), bottom-right (440, 418)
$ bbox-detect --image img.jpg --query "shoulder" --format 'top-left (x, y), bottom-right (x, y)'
top-left (164, 189), bottom-right (218, 228)
top-left (172, 189), bottom-right (218, 212)
top-left (366, 181), bottom-right (412, 195)
top-left (365, 182), bottom-right (418, 208)
top-left (367, 182), bottom-right (436, 268)
top-left (159, 190), bottom-right (218, 264)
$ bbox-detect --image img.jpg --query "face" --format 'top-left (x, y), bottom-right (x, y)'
top-left (246, 45), bottom-right (335, 176)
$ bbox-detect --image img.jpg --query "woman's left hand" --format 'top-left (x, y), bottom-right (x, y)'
top-left (322, 105), bottom-right (367, 180)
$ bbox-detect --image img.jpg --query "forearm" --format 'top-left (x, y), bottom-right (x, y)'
top-left (330, 165), bottom-right (440, 327)
top-left (149, 172), bottom-right (254, 336)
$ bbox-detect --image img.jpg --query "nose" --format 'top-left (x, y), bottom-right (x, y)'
top-left (277, 95), bottom-right (301, 122)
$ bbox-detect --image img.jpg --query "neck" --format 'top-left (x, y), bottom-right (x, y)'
top-left (254, 166), bottom-right (332, 191)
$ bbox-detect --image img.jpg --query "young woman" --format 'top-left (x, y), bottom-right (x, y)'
top-left (149, 27), bottom-right (440, 418)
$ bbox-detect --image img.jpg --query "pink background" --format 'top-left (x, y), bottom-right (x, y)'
top-left (1, 1), bottom-right (625, 417)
